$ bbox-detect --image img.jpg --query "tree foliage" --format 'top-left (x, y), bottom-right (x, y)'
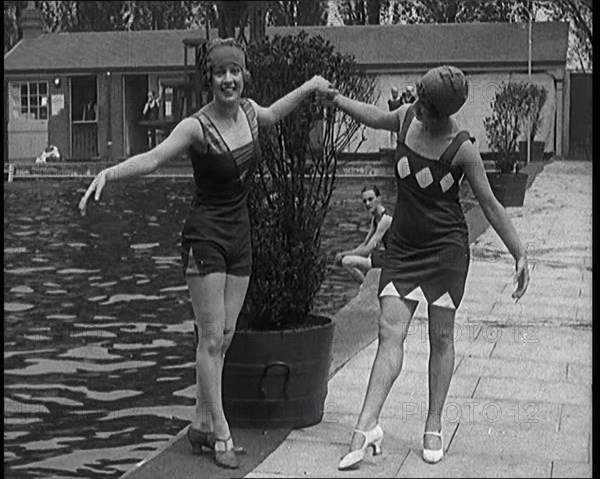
top-left (379, 0), bottom-right (592, 70)
top-left (521, 83), bottom-right (548, 141)
top-left (39, 1), bottom-right (204, 32)
top-left (4, 1), bottom-right (591, 70)
top-left (541, 0), bottom-right (592, 71)
top-left (382, 0), bottom-right (536, 24)
top-left (4, 1), bottom-right (26, 54)
top-left (484, 82), bottom-right (531, 173)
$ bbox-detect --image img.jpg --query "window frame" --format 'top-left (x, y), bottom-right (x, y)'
top-left (10, 81), bottom-right (50, 121)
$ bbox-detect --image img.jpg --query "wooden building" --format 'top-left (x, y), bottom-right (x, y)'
top-left (4, 7), bottom-right (571, 162)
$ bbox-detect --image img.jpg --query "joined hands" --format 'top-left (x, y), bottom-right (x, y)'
top-left (307, 76), bottom-right (339, 106)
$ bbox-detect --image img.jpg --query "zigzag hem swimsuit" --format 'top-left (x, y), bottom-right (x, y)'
top-left (378, 106), bottom-right (474, 310)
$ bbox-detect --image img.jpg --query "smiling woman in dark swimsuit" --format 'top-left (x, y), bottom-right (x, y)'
top-left (79, 38), bottom-right (330, 470)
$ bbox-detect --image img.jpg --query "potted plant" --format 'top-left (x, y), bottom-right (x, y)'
top-left (221, 32), bottom-right (376, 428)
top-left (518, 83), bottom-right (548, 163)
top-left (483, 82), bottom-right (529, 207)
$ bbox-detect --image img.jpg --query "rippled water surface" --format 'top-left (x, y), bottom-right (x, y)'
top-left (4, 177), bottom-right (403, 478)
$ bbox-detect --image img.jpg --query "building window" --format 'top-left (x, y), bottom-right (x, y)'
top-left (9, 81), bottom-right (49, 120)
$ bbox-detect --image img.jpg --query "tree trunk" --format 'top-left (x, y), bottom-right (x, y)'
top-left (366, 0), bottom-right (380, 24)
top-left (248, 1), bottom-right (267, 45)
top-left (444, 1), bottom-right (459, 22)
top-left (297, 0), bottom-right (322, 26)
top-left (216, 0), bottom-right (248, 39)
top-left (355, 0), bottom-right (366, 24)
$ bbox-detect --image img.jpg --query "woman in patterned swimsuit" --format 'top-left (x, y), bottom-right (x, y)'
top-left (323, 65), bottom-right (530, 469)
top-left (79, 38), bottom-right (330, 469)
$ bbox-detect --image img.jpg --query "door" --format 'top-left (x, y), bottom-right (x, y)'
top-left (7, 81), bottom-right (49, 161)
top-left (123, 75), bottom-right (149, 156)
top-left (70, 75), bottom-right (98, 159)
top-left (569, 73), bottom-right (592, 161)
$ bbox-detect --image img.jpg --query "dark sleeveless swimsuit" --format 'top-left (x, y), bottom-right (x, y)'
top-left (369, 208), bottom-right (391, 269)
top-left (181, 98), bottom-right (261, 277)
top-left (378, 106), bottom-right (474, 309)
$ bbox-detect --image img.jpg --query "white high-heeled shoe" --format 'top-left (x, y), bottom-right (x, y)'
top-left (422, 431), bottom-right (444, 463)
top-left (338, 424), bottom-right (384, 470)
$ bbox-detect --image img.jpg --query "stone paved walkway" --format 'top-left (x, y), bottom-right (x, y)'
top-left (246, 161), bottom-right (592, 478)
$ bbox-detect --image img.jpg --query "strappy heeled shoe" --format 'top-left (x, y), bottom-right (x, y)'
top-left (338, 424), bottom-right (384, 470)
top-left (187, 427), bottom-right (245, 455)
top-left (422, 431), bottom-right (444, 464)
top-left (213, 436), bottom-right (239, 469)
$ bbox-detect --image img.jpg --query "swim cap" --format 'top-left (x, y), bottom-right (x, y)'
top-left (417, 65), bottom-right (468, 117)
top-left (207, 43), bottom-right (246, 70)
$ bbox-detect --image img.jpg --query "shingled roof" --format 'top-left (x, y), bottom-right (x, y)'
top-left (271, 22), bottom-right (569, 70)
top-left (4, 22), bottom-right (568, 74)
top-left (4, 29), bottom-right (195, 73)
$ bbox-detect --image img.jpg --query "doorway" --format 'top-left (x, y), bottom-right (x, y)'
top-left (70, 75), bottom-right (98, 159)
top-left (123, 75), bottom-right (149, 156)
top-left (568, 72), bottom-right (592, 160)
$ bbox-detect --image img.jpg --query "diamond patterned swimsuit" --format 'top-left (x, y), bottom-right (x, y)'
top-left (378, 106), bottom-right (474, 310)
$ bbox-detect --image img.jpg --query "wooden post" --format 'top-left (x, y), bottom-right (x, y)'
top-left (216, 1), bottom-right (247, 39)
top-left (216, 1), bottom-right (266, 46)
top-left (249, 1), bottom-right (267, 45)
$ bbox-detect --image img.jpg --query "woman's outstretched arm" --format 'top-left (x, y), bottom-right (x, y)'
top-left (79, 117), bottom-right (202, 215)
top-left (249, 76), bottom-right (331, 126)
top-left (456, 141), bottom-right (530, 302)
top-left (323, 88), bottom-right (406, 133)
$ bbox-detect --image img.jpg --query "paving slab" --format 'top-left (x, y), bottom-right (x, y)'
top-left (397, 449), bottom-right (552, 478)
top-left (473, 376), bottom-right (590, 405)
top-left (245, 473), bottom-right (292, 478)
top-left (286, 412), bottom-right (460, 448)
top-left (411, 395), bottom-right (562, 432)
top-left (551, 460), bottom-right (592, 478)
top-left (488, 330), bottom-right (592, 364)
top-left (454, 355), bottom-right (567, 382)
top-left (558, 403), bottom-right (593, 434)
top-left (448, 422), bottom-right (589, 463)
top-left (252, 437), bottom-right (407, 478)
top-left (566, 363), bottom-right (592, 385)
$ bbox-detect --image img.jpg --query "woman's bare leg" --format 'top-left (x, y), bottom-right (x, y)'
top-left (424, 304), bottom-right (456, 451)
top-left (187, 273), bottom-right (228, 436)
top-left (348, 295), bottom-right (418, 450)
top-left (341, 255), bottom-right (372, 283)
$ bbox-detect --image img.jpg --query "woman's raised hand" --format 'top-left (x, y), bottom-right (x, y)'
top-left (79, 170), bottom-right (108, 217)
top-left (307, 75), bottom-right (332, 94)
top-left (314, 81), bottom-right (340, 107)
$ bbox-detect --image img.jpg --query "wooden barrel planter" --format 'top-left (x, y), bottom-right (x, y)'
top-left (222, 315), bottom-right (335, 429)
top-left (487, 172), bottom-right (529, 207)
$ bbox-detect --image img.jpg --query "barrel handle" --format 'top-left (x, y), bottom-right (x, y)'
top-left (259, 361), bottom-right (290, 400)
